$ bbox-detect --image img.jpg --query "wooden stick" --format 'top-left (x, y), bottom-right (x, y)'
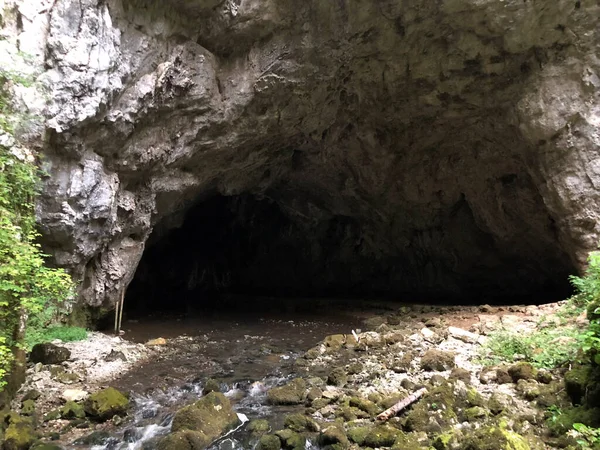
top-left (376, 388), bottom-right (427, 421)
top-left (117, 289), bottom-right (125, 334)
top-left (114, 295), bottom-right (119, 335)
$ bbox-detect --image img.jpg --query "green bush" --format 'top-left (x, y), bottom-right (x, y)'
top-left (0, 58), bottom-right (74, 391)
top-left (479, 327), bottom-right (583, 369)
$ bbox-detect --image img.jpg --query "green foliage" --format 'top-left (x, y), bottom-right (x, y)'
top-left (570, 251), bottom-right (600, 364)
top-left (478, 326), bottom-right (583, 369)
top-left (572, 423), bottom-right (600, 449)
top-left (570, 252), bottom-right (600, 306)
top-left (25, 326), bottom-right (87, 349)
top-left (0, 61), bottom-right (75, 391)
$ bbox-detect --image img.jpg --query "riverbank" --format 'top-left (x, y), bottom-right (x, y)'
top-left (4, 299), bottom-right (592, 449)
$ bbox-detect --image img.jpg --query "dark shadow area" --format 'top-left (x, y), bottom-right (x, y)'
top-left (124, 194), bottom-right (574, 319)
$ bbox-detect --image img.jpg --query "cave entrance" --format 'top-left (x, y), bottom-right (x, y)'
top-left (124, 193), bottom-right (574, 319)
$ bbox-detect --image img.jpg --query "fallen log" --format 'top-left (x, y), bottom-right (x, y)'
top-left (376, 387), bottom-right (427, 421)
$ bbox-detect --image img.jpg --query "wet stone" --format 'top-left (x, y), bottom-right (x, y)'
top-left (420, 350), bottom-right (455, 371)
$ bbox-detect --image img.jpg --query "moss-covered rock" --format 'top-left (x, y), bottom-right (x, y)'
top-left (364, 425), bottom-right (401, 447)
top-left (508, 363), bottom-right (537, 383)
top-left (347, 426), bottom-right (370, 445)
top-left (84, 387), bottom-right (129, 421)
top-left (247, 419), bottom-right (271, 434)
top-left (42, 409), bottom-right (61, 422)
top-left (349, 397), bottom-right (380, 417)
top-left (20, 399), bottom-right (35, 416)
top-left (327, 368), bottom-right (348, 387)
top-left (547, 406), bottom-right (600, 436)
top-left (564, 365), bottom-right (592, 404)
top-left (459, 426), bottom-right (536, 450)
top-left (267, 378), bottom-right (306, 405)
top-left (464, 406), bottom-right (488, 422)
top-left (169, 391), bottom-right (240, 448)
top-left (3, 414), bottom-right (37, 450)
top-left (202, 379), bottom-right (220, 395)
top-left (30, 444), bottom-right (64, 450)
top-left (318, 423), bottom-right (349, 449)
top-left (60, 401), bottom-right (85, 419)
top-left (404, 383), bottom-right (457, 432)
top-left (156, 430), bottom-right (209, 450)
top-left (29, 343), bottom-right (71, 365)
top-left (283, 413), bottom-right (318, 432)
top-left (489, 392), bottom-right (513, 415)
top-left (275, 429), bottom-right (305, 449)
top-left (256, 434), bottom-right (282, 450)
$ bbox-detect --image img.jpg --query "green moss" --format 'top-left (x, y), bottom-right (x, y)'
top-left (84, 387), bottom-right (129, 421)
top-left (257, 434), bottom-right (282, 450)
top-left (466, 388), bottom-right (485, 407)
top-left (364, 425), bottom-right (401, 447)
top-left (283, 413), bottom-right (318, 432)
top-left (565, 365), bottom-right (592, 404)
top-left (60, 401), bottom-right (85, 419)
top-left (275, 429), bottom-right (305, 449)
top-left (267, 378), bottom-right (306, 405)
top-left (3, 414), bottom-right (37, 450)
top-left (170, 391), bottom-right (240, 447)
top-left (547, 406), bottom-right (600, 436)
top-left (347, 426), bottom-right (370, 445)
top-left (465, 406), bottom-right (488, 422)
top-left (157, 429), bottom-right (208, 450)
top-left (248, 419), bottom-right (271, 434)
top-left (460, 426), bottom-right (534, 450)
top-left (20, 399), bottom-right (35, 416)
top-left (349, 397), bottom-right (380, 416)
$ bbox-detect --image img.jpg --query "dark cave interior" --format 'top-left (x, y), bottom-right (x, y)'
top-left (123, 193), bottom-right (574, 318)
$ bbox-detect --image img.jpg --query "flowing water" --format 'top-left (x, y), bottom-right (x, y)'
top-left (77, 298), bottom-right (381, 450)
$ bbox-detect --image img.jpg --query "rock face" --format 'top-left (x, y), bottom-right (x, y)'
top-left (2, 0), bottom-right (600, 307)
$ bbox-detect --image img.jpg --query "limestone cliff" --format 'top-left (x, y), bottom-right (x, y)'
top-left (1, 0), bottom-right (599, 306)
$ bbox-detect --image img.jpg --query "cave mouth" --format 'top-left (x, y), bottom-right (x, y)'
top-left (124, 193), bottom-right (574, 318)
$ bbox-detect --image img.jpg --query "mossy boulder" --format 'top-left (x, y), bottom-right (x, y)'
top-left (508, 363), bottom-right (537, 383)
top-left (60, 401), bottom-right (85, 419)
top-left (275, 429), bottom-right (305, 450)
top-left (327, 368), bottom-right (348, 387)
top-left (267, 378), bottom-right (306, 405)
top-left (364, 425), bottom-right (402, 447)
top-left (3, 414), bottom-right (37, 450)
top-left (404, 383), bottom-right (457, 432)
top-left (256, 434), bottom-right (282, 450)
top-left (347, 426), bottom-right (370, 445)
top-left (30, 444), bottom-right (64, 450)
top-left (459, 426), bottom-right (539, 450)
top-left (464, 406), bottom-right (488, 422)
top-left (248, 419), bottom-right (271, 434)
top-left (84, 387), bottom-right (129, 421)
top-left (318, 423), bottom-right (349, 449)
top-left (283, 413), bottom-right (318, 432)
top-left (349, 397), bottom-right (380, 417)
top-left (73, 430), bottom-right (111, 446)
top-left (156, 430), bottom-right (210, 450)
top-left (564, 365), bottom-right (592, 404)
top-left (202, 379), bottom-right (220, 395)
top-left (20, 400), bottom-right (35, 416)
top-left (547, 406), bottom-right (600, 436)
top-left (167, 391), bottom-right (240, 448)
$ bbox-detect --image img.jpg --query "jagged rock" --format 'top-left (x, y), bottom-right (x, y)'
top-left (29, 344), bottom-right (70, 365)
top-left (1, 0), bottom-right (595, 310)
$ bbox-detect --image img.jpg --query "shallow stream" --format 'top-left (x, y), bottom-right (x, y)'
top-left (78, 298), bottom-right (380, 449)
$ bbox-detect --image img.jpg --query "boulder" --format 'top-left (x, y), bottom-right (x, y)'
top-left (420, 350), bottom-right (456, 371)
top-left (508, 362), bottom-right (537, 382)
top-left (267, 378), bottom-right (306, 405)
top-left (62, 389), bottom-right (88, 402)
top-left (84, 387), bottom-right (129, 421)
top-left (60, 401), bottom-right (86, 419)
top-left (29, 343), bottom-right (70, 365)
top-left (256, 434), bottom-right (282, 450)
top-left (163, 392), bottom-right (240, 449)
top-left (2, 414), bottom-right (37, 450)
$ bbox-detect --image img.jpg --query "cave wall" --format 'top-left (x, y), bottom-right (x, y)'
top-left (1, 0), bottom-right (599, 306)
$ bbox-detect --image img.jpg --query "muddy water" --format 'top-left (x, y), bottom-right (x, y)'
top-left (85, 298), bottom-right (385, 450)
